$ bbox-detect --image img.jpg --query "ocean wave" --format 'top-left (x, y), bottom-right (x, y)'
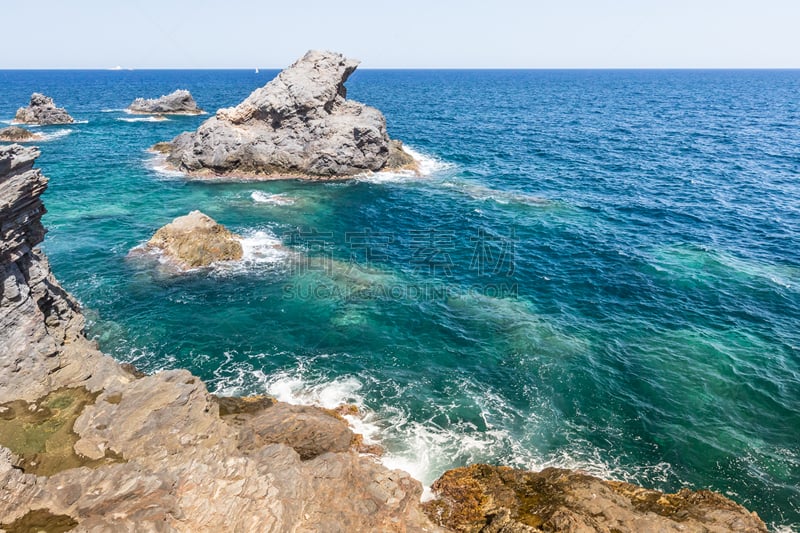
top-left (355, 146), bottom-right (454, 184)
top-left (440, 180), bottom-right (549, 206)
top-left (101, 108), bottom-right (126, 113)
top-left (143, 152), bottom-right (185, 179)
top-left (216, 363), bottom-right (676, 500)
top-left (117, 116), bottom-right (170, 123)
top-left (251, 191), bottom-right (295, 205)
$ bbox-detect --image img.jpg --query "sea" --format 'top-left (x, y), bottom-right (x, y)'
top-left (1, 68), bottom-right (798, 530)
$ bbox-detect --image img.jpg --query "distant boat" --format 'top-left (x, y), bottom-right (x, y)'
top-left (255, 68), bottom-right (259, 74)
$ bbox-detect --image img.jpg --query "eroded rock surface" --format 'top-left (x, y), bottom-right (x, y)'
top-left (163, 50), bottom-right (416, 179)
top-left (127, 89), bottom-right (203, 114)
top-left (14, 93), bottom-right (74, 125)
top-left (0, 126), bottom-right (41, 142)
top-left (422, 464), bottom-right (767, 533)
top-left (145, 210), bottom-right (243, 269)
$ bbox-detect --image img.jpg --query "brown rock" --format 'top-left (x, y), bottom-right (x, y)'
top-left (145, 210), bottom-right (243, 269)
top-left (422, 464), bottom-right (768, 533)
top-left (0, 126), bottom-right (42, 143)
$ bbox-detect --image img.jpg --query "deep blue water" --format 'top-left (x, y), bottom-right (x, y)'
top-left (1, 69), bottom-right (799, 530)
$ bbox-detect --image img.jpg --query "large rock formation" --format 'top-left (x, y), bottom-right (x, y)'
top-left (422, 464), bottom-right (767, 533)
top-left (0, 126), bottom-right (42, 142)
top-left (144, 210), bottom-right (243, 270)
top-left (162, 50), bottom-right (416, 179)
top-left (127, 89), bottom-right (204, 115)
top-left (14, 93), bottom-right (75, 125)
top-left (0, 145), bottom-right (769, 532)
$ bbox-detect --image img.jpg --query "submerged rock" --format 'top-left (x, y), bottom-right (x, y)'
top-left (0, 126), bottom-right (41, 142)
top-left (127, 89), bottom-right (204, 114)
top-left (145, 210), bottom-right (243, 269)
top-left (163, 50), bottom-right (417, 179)
top-left (14, 93), bottom-right (74, 125)
top-left (422, 464), bottom-right (767, 532)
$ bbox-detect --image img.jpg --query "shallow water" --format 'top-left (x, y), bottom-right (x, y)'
top-left (1, 68), bottom-right (799, 529)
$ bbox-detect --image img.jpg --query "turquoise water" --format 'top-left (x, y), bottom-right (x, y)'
top-left (2, 69), bottom-right (799, 529)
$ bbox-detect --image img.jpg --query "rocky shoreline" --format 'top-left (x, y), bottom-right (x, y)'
top-left (13, 93), bottom-right (74, 125)
top-left (0, 144), bottom-right (770, 531)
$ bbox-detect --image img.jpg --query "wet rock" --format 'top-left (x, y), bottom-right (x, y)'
top-left (14, 93), bottom-right (74, 125)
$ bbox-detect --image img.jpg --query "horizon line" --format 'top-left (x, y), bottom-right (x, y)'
top-left (2, 66), bottom-right (800, 71)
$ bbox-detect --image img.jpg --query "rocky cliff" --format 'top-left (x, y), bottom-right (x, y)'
top-left (162, 50), bottom-right (416, 179)
top-left (14, 93), bottom-right (75, 125)
top-left (0, 145), bottom-right (768, 532)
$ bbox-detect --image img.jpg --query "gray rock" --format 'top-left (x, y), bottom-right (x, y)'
top-left (14, 93), bottom-right (75, 125)
top-left (127, 89), bottom-right (203, 115)
top-left (164, 50), bottom-right (416, 179)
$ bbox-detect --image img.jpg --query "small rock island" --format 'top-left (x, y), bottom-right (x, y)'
top-left (127, 89), bottom-right (204, 115)
top-left (14, 93), bottom-right (75, 125)
top-left (160, 50), bottom-right (416, 179)
top-left (145, 210), bottom-right (243, 270)
top-left (0, 126), bottom-right (42, 142)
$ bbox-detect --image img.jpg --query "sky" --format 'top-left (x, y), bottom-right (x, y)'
top-left (2, 0), bottom-right (799, 69)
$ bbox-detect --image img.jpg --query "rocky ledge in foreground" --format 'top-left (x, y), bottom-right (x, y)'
top-left (0, 126), bottom-right (42, 142)
top-left (127, 89), bottom-right (204, 115)
top-left (422, 464), bottom-right (767, 532)
top-left (160, 50), bottom-right (416, 179)
top-left (14, 93), bottom-right (75, 125)
top-left (0, 145), bottom-right (768, 531)
top-left (144, 210), bottom-right (243, 270)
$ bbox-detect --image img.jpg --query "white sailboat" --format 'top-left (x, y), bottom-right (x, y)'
top-left (255, 67), bottom-right (259, 74)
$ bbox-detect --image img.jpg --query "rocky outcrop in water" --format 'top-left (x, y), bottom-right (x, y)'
top-left (144, 210), bottom-right (243, 270)
top-left (0, 126), bottom-right (42, 142)
top-left (422, 464), bottom-right (767, 532)
top-left (0, 145), bottom-right (769, 531)
top-left (14, 93), bottom-right (74, 125)
top-left (162, 50), bottom-right (417, 179)
top-left (127, 89), bottom-right (203, 114)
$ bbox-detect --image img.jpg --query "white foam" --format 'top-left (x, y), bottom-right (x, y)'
top-left (251, 191), bottom-right (295, 205)
top-left (239, 230), bottom-right (290, 266)
top-left (101, 108), bottom-right (125, 113)
top-left (117, 116), bottom-right (170, 123)
top-left (144, 152), bottom-right (186, 179)
top-left (356, 146), bottom-right (454, 184)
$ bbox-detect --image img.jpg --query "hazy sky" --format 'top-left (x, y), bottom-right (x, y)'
top-left (3, 0), bottom-right (799, 69)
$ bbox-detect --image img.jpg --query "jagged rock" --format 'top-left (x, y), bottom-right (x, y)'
top-left (145, 210), bottom-right (243, 269)
top-left (0, 126), bottom-right (42, 142)
top-left (163, 50), bottom-right (416, 179)
top-left (422, 464), bottom-right (768, 533)
top-left (127, 89), bottom-right (204, 115)
top-left (14, 93), bottom-right (74, 125)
